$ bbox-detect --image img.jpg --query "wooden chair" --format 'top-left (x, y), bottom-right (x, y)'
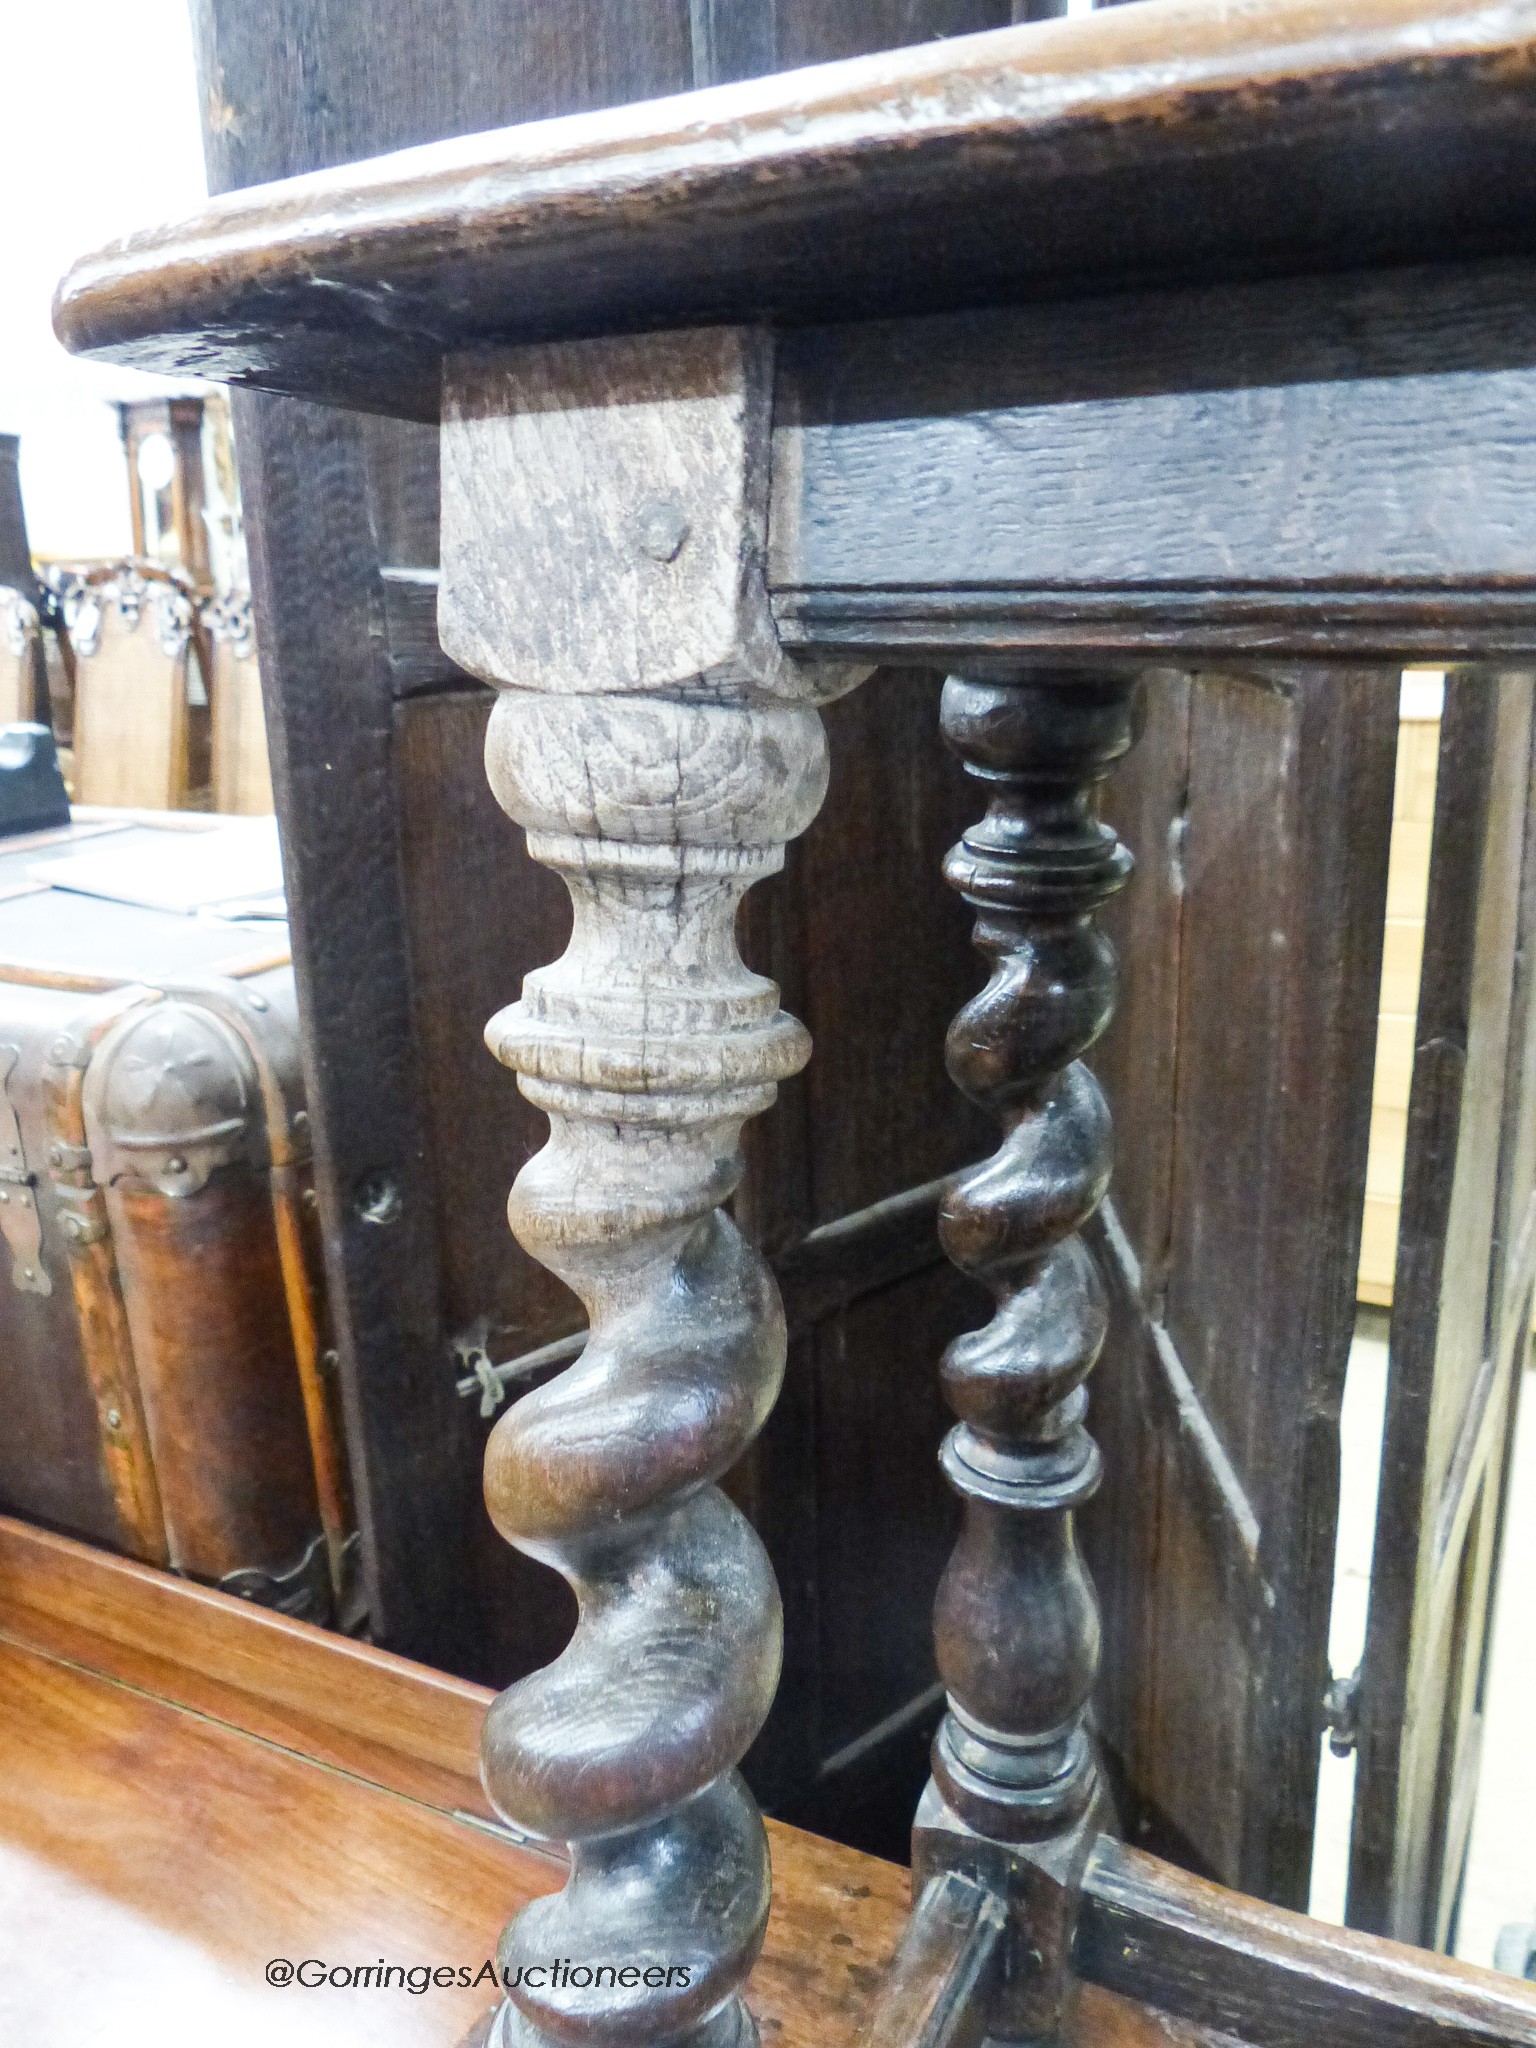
top-left (64, 566), bottom-right (202, 810)
top-left (203, 589), bottom-right (274, 814)
top-left (55, 1), bottom-right (1536, 2043)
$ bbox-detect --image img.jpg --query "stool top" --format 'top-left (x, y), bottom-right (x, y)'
top-left (54, 0), bottom-right (1536, 422)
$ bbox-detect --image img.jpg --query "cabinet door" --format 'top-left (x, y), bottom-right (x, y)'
top-left (1349, 671), bottom-right (1536, 1947)
top-left (1087, 666), bottom-right (1400, 1907)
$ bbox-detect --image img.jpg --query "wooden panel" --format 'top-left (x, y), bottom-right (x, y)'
top-left (0, 1636), bottom-right (545, 2045)
top-left (208, 639), bottom-right (274, 813)
top-left (1360, 1196), bottom-right (1402, 1307)
top-left (394, 687), bottom-right (576, 1356)
top-left (784, 1263), bottom-right (976, 1858)
top-left (777, 274), bottom-right (1536, 588)
top-left (1085, 667), bottom-right (1400, 1905)
top-left (810, 1266), bottom-right (963, 1763)
top-left (1351, 671), bottom-right (1536, 1945)
top-left (6, 1519), bottom-right (1532, 2048)
top-left (753, 665), bottom-right (988, 1238)
top-left (72, 604), bottom-right (190, 811)
top-left (773, 263), bottom-right (1536, 664)
top-left (232, 390), bottom-right (471, 1664)
top-left (192, 0), bottom-right (695, 188)
top-left (771, 0), bottom-right (1007, 66)
top-left (1077, 1839), bottom-right (1536, 2048)
top-left (692, 0), bottom-right (1009, 85)
top-left (734, 664), bottom-right (984, 1843)
top-left (1082, 672), bottom-right (1194, 1860)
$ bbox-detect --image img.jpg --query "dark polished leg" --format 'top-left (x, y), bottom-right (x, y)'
top-left (915, 668), bottom-right (1141, 2043)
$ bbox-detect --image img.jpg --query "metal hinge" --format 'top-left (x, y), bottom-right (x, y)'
top-left (1323, 1666), bottom-right (1362, 1757)
top-left (0, 1045), bottom-right (50, 1294)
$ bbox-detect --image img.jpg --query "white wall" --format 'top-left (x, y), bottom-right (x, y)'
top-left (0, 0), bottom-right (208, 559)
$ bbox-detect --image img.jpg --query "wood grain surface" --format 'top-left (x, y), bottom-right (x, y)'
top-left (0, 1635), bottom-right (537, 2048)
top-left (5, 1395), bottom-right (1530, 2046)
top-left (70, 587), bottom-right (194, 810)
top-left (1078, 1838), bottom-right (1536, 2047)
top-left (770, 262), bottom-right (1536, 664)
top-left (55, 0), bottom-right (1536, 420)
top-left (0, 1515), bottom-right (493, 1819)
top-left (0, 1515), bottom-right (913, 2046)
top-left (452, 324), bottom-right (853, 2044)
top-left (1047, 669), bottom-right (1402, 1907)
top-left (185, 2), bottom-right (997, 1865)
top-left (0, 1601), bottom-right (1256, 2048)
top-left (1352, 672), bottom-right (1536, 1943)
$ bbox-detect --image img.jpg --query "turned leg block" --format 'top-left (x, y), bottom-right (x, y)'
top-left (437, 327), bottom-right (866, 2048)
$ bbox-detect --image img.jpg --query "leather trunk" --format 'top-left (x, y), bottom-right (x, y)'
top-left (0, 812), bottom-right (353, 1624)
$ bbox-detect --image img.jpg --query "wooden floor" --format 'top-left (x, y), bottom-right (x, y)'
top-left (0, 1516), bottom-right (910, 2046)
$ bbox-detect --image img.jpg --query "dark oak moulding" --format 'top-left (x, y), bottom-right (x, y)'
top-left (52, 0), bottom-right (1536, 421)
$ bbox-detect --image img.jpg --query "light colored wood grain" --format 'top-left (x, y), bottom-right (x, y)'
top-left (443, 330), bottom-right (783, 700)
top-left (210, 639), bottom-right (274, 814)
top-left (0, 1514), bottom-right (493, 1819)
top-left (1384, 820), bottom-right (1434, 920)
top-left (70, 582), bottom-right (193, 811)
top-left (1371, 1013), bottom-right (1416, 1114)
top-left (1358, 708), bottom-right (1440, 1306)
top-left (0, 1516), bottom-right (912, 2047)
top-left (440, 329), bottom-right (873, 2046)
